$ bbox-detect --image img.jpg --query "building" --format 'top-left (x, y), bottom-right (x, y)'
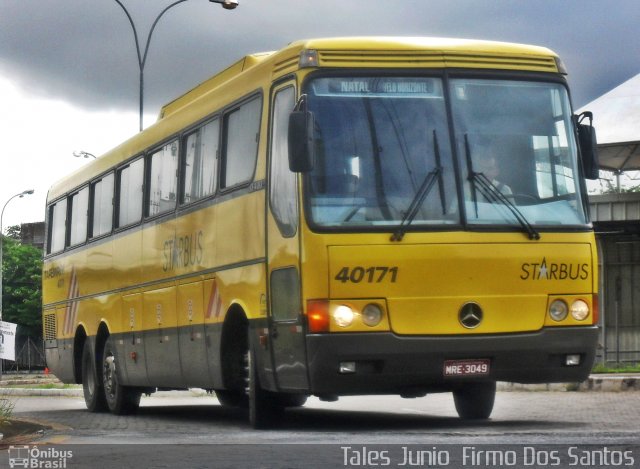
top-left (20, 221), bottom-right (45, 250)
top-left (582, 73), bottom-right (640, 364)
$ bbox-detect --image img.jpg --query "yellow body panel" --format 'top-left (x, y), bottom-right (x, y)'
top-left (43, 190), bottom-right (266, 338)
top-left (303, 230), bottom-right (597, 334)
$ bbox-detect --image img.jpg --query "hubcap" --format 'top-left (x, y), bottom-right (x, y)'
top-left (103, 355), bottom-right (116, 397)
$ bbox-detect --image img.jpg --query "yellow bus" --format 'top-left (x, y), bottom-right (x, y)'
top-left (43, 37), bottom-right (600, 428)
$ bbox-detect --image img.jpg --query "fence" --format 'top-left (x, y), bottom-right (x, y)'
top-left (0, 336), bottom-right (46, 373)
top-left (598, 237), bottom-right (640, 364)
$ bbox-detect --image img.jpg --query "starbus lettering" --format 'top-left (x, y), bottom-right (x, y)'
top-left (44, 266), bottom-right (65, 279)
top-left (163, 231), bottom-right (204, 272)
top-left (520, 257), bottom-right (589, 281)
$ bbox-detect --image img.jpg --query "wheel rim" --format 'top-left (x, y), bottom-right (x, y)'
top-left (103, 354), bottom-right (117, 399)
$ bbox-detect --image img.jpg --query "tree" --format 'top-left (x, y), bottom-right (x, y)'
top-left (600, 184), bottom-right (640, 194)
top-left (1, 235), bottom-right (43, 338)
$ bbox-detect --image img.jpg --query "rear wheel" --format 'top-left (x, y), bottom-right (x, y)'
top-left (102, 337), bottom-right (141, 415)
top-left (453, 381), bottom-right (496, 420)
top-left (81, 341), bottom-right (107, 412)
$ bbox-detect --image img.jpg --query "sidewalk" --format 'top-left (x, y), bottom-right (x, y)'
top-left (0, 373), bottom-right (639, 396)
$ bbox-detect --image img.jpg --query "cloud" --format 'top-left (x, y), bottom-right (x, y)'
top-left (0, 74), bottom-right (139, 228)
top-left (1, 0), bottom-right (639, 116)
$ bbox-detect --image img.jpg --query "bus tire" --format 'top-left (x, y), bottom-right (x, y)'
top-left (247, 349), bottom-right (283, 429)
top-left (277, 394), bottom-right (308, 408)
top-left (215, 389), bottom-right (247, 408)
top-left (102, 337), bottom-right (141, 415)
top-left (453, 381), bottom-right (496, 420)
top-left (81, 340), bottom-right (108, 412)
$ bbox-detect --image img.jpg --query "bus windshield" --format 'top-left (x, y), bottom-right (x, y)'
top-left (304, 75), bottom-right (589, 232)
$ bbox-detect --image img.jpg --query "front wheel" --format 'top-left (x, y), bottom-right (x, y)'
top-left (246, 349), bottom-right (283, 429)
top-left (453, 381), bottom-right (496, 420)
top-left (102, 337), bottom-right (141, 415)
top-left (215, 389), bottom-right (247, 408)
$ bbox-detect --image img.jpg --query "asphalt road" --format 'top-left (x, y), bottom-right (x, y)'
top-left (4, 391), bottom-right (640, 468)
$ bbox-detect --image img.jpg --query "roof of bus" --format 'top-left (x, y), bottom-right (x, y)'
top-left (47, 36), bottom-right (560, 202)
top-left (289, 36), bottom-right (557, 55)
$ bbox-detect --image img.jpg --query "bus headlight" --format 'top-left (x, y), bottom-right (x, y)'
top-left (549, 299), bottom-right (568, 321)
top-left (570, 300), bottom-right (590, 321)
top-left (334, 305), bottom-right (355, 327)
top-left (362, 303), bottom-right (383, 327)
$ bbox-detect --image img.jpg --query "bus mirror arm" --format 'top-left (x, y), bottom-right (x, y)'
top-left (575, 111), bottom-right (600, 180)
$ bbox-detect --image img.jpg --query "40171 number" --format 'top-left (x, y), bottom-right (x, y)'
top-left (334, 266), bottom-right (398, 283)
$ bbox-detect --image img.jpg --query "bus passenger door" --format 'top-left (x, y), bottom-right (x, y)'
top-left (266, 83), bottom-right (309, 391)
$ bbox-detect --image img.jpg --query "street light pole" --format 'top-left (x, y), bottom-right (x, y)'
top-left (113, 0), bottom-right (238, 132)
top-left (0, 189), bottom-right (34, 380)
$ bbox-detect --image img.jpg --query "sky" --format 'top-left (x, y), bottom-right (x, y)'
top-left (0, 0), bottom-right (638, 229)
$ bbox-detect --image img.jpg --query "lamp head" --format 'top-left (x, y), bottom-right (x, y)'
top-left (210, 0), bottom-right (238, 10)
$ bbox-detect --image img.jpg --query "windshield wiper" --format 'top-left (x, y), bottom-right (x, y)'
top-left (390, 131), bottom-right (445, 242)
top-left (464, 135), bottom-right (540, 241)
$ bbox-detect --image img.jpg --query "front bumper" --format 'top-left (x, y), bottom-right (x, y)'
top-left (306, 326), bottom-right (598, 395)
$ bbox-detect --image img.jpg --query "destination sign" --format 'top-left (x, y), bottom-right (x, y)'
top-left (311, 77), bottom-right (442, 98)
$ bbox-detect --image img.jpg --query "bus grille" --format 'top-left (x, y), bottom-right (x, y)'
top-left (318, 50), bottom-right (558, 73)
top-left (273, 56), bottom-right (299, 76)
top-left (44, 313), bottom-right (57, 340)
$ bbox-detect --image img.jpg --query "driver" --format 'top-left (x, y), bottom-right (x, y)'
top-left (475, 152), bottom-right (513, 197)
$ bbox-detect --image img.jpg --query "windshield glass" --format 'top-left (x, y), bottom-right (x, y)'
top-left (303, 75), bottom-right (589, 231)
top-left (305, 76), bottom-right (459, 229)
top-left (450, 78), bottom-right (588, 227)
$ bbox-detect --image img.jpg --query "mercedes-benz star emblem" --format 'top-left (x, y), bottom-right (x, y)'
top-left (459, 302), bottom-right (483, 329)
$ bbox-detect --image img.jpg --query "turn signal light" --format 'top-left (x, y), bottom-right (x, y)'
top-left (306, 300), bottom-right (329, 333)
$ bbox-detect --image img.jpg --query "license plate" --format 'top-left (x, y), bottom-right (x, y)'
top-left (443, 359), bottom-right (491, 377)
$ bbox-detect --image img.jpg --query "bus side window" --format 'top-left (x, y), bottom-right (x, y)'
top-left (220, 96), bottom-right (262, 189)
top-left (90, 173), bottom-right (114, 238)
top-left (69, 187), bottom-right (89, 246)
top-left (47, 198), bottom-right (67, 254)
top-left (117, 158), bottom-right (144, 228)
top-left (181, 118), bottom-right (219, 204)
top-left (147, 140), bottom-right (178, 217)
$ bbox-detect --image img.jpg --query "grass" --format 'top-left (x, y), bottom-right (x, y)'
top-left (592, 362), bottom-right (640, 374)
top-left (4, 383), bottom-right (79, 389)
top-left (0, 398), bottom-right (15, 426)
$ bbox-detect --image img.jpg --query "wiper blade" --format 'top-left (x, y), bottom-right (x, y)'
top-left (473, 172), bottom-right (541, 240)
top-left (464, 135), bottom-right (540, 241)
top-left (391, 131), bottom-right (445, 242)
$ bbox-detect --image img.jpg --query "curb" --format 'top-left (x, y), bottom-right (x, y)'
top-left (499, 374), bottom-right (640, 392)
top-left (0, 376), bottom-right (638, 397)
top-left (579, 375), bottom-right (640, 392)
top-left (0, 388), bottom-right (210, 398)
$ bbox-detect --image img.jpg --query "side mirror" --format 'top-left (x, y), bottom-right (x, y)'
top-left (576, 112), bottom-right (599, 180)
top-left (288, 110), bottom-right (315, 172)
